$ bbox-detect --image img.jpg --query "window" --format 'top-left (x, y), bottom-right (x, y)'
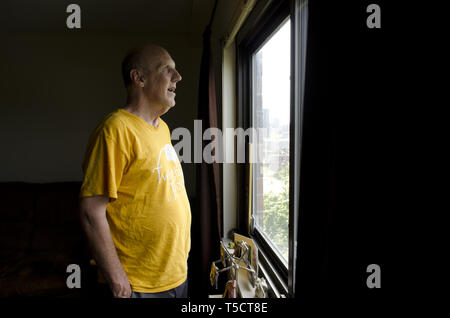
top-left (252, 19), bottom-right (291, 265)
top-left (236, 0), bottom-right (307, 297)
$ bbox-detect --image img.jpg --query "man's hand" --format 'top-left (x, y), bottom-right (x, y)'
top-left (110, 274), bottom-right (132, 298)
top-left (79, 195), bottom-right (133, 299)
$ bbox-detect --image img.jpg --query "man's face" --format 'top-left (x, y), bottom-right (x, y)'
top-left (143, 52), bottom-right (182, 114)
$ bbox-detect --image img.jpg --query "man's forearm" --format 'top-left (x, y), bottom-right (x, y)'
top-left (79, 210), bottom-right (129, 287)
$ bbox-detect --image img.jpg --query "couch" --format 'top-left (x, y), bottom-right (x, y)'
top-left (0, 181), bottom-right (94, 297)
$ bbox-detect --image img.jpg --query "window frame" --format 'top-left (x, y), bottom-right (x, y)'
top-left (235, 0), bottom-right (308, 297)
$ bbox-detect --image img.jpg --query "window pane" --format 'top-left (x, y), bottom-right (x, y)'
top-left (252, 19), bottom-right (290, 263)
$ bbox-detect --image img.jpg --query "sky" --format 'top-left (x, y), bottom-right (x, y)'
top-left (256, 19), bottom-right (291, 127)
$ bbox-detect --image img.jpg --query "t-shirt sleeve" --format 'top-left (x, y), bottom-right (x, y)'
top-left (79, 130), bottom-right (128, 201)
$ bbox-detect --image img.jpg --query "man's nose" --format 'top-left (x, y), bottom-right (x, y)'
top-left (173, 69), bottom-right (182, 82)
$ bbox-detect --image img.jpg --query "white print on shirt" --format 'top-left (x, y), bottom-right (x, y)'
top-left (152, 144), bottom-right (186, 202)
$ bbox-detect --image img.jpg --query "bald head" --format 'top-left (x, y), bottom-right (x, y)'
top-left (121, 44), bottom-right (169, 87)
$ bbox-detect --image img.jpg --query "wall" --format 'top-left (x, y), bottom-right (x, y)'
top-left (221, 42), bottom-right (238, 239)
top-left (210, 0), bottom-right (248, 238)
top-left (0, 31), bottom-right (201, 197)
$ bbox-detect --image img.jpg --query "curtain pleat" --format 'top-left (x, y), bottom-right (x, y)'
top-left (189, 0), bottom-right (222, 298)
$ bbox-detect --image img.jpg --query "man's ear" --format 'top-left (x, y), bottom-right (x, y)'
top-left (130, 69), bottom-right (145, 87)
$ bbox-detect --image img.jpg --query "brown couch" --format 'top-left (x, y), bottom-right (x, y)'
top-left (0, 182), bottom-right (93, 297)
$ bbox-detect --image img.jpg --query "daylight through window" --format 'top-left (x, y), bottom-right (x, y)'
top-left (252, 19), bottom-right (291, 263)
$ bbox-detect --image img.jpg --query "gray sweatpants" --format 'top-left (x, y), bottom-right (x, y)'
top-left (131, 280), bottom-right (188, 298)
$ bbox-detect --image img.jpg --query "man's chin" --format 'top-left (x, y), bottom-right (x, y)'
top-left (160, 103), bottom-right (175, 116)
top-left (165, 97), bottom-right (176, 107)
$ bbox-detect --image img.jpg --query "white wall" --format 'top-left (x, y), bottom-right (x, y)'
top-left (221, 42), bottom-right (238, 239)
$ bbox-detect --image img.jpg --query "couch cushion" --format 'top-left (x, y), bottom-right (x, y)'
top-left (0, 222), bottom-right (33, 250)
top-left (31, 222), bottom-right (84, 254)
top-left (0, 182), bottom-right (89, 298)
top-left (34, 182), bottom-right (81, 225)
top-left (0, 251), bottom-right (83, 297)
top-left (0, 249), bottom-right (27, 280)
top-left (0, 182), bottom-right (34, 221)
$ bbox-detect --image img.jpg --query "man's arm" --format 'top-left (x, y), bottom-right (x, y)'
top-left (79, 195), bottom-right (132, 298)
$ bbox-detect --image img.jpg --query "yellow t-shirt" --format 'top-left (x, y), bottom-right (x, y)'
top-left (79, 108), bottom-right (191, 293)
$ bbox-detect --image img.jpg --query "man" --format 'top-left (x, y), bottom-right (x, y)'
top-left (79, 44), bottom-right (191, 298)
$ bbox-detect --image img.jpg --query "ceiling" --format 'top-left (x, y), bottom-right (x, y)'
top-left (0, 0), bottom-right (236, 36)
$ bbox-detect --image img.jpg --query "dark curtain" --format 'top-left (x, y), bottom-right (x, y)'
top-left (189, 0), bottom-right (223, 298)
top-left (295, 0), bottom-right (396, 296)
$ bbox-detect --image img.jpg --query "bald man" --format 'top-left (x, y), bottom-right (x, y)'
top-left (79, 45), bottom-right (191, 298)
